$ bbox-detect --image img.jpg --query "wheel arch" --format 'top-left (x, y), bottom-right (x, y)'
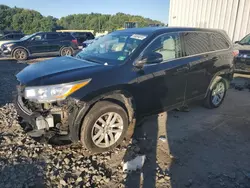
top-left (11, 46), bottom-right (30, 57)
top-left (205, 70), bottom-right (233, 98)
top-left (69, 89), bottom-right (136, 142)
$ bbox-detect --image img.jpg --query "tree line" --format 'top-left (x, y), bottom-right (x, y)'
top-left (0, 5), bottom-right (165, 34)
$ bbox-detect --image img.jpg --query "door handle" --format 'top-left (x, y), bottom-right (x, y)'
top-left (176, 66), bottom-right (189, 72)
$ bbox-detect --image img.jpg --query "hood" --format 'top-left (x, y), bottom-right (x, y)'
top-left (3, 40), bottom-right (22, 45)
top-left (16, 56), bottom-right (104, 86)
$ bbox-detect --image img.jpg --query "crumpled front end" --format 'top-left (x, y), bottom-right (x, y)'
top-left (15, 85), bottom-right (79, 144)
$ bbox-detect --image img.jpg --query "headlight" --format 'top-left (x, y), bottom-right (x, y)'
top-left (24, 79), bottom-right (91, 103)
top-left (4, 43), bottom-right (14, 48)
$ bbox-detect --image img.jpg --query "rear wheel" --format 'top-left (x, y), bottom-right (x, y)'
top-left (204, 78), bottom-right (227, 109)
top-left (60, 47), bottom-right (73, 56)
top-left (13, 48), bottom-right (28, 60)
top-left (80, 101), bottom-right (128, 153)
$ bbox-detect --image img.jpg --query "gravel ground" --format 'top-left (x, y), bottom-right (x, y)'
top-left (0, 59), bottom-right (27, 105)
top-left (1, 59), bottom-right (250, 188)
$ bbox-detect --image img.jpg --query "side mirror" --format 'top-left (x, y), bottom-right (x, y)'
top-left (134, 52), bottom-right (163, 68)
top-left (234, 41), bottom-right (239, 44)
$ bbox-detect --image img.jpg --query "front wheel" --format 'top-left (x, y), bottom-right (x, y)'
top-left (204, 78), bottom-right (227, 109)
top-left (13, 48), bottom-right (28, 60)
top-left (80, 101), bottom-right (128, 153)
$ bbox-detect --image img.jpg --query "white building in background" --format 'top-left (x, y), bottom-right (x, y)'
top-left (168, 0), bottom-right (250, 41)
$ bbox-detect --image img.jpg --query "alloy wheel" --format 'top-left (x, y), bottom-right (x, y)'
top-left (91, 112), bottom-right (124, 148)
top-left (15, 50), bottom-right (26, 60)
top-left (62, 48), bottom-right (72, 56)
top-left (211, 82), bottom-right (225, 106)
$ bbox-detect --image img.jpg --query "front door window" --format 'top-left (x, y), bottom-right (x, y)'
top-left (143, 33), bottom-right (182, 63)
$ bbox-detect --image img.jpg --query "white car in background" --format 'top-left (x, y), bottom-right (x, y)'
top-left (0, 33), bottom-right (24, 47)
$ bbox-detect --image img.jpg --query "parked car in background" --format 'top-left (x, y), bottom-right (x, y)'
top-left (15, 27), bottom-right (234, 153)
top-left (234, 33), bottom-right (250, 73)
top-left (70, 32), bottom-right (95, 45)
top-left (82, 35), bottom-right (104, 48)
top-left (0, 32), bottom-right (24, 46)
top-left (0, 30), bottom-right (23, 37)
top-left (0, 32), bottom-right (79, 60)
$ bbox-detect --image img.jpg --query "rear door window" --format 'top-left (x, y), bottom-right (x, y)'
top-left (46, 33), bottom-right (60, 40)
top-left (60, 33), bottom-right (71, 39)
top-left (182, 32), bottom-right (211, 56)
top-left (210, 33), bottom-right (230, 50)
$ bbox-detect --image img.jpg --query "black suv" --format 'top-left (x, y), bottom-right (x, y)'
top-left (234, 33), bottom-right (250, 73)
top-left (0, 32), bottom-right (79, 60)
top-left (15, 27), bottom-right (234, 153)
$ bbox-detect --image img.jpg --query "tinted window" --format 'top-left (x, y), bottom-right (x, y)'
top-left (144, 33), bottom-right (181, 62)
top-left (87, 33), bottom-right (94, 39)
top-left (74, 32), bottom-right (93, 39)
top-left (183, 32), bottom-right (211, 56)
top-left (61, 33), bottom-right (74, 40)
top-left (211, 33), bottom-right (230, 50)
top-left (71, 32), bottom-right (83, 37)
top-left (46, 33), bottom-right (60, 40)
top-left (13, 34), bottom-right (24, 39)
top-left (5, 34), bottom-right (13, 39)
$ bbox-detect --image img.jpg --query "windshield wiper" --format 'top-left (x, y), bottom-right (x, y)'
top-left (82, 57), bottom-right (104, 64)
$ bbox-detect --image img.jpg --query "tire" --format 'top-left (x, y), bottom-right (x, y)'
top-left (60, 47), bottom-right (73, 56)
top-left (204, 78), bottom-right (227, 109)
top-left (80, 101), bottom-right (129, 153)
top-left (13, 48), bottom-right (28, 60)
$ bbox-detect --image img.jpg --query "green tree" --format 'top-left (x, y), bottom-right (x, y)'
top-left (0, 4), bottom-right (165, 34)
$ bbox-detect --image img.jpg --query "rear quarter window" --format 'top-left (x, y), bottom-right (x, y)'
top-left (87, 33), bottom-right (94, 39)
top-left (183, 32), bottom-right (211, 56)
top-left (210, 33), bottom-right (230, 50)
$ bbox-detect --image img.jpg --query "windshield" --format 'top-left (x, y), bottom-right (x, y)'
top-left (76, 33), bottom-right (148, 64)
top-left (239, 34), bottom-right (250, 45)
top-left (20, 33), bottom-right (36, 41)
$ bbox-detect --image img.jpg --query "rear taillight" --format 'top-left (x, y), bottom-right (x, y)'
top-left (232, 50), bottom-right (239, 57)
top-left (72, 39), bottom-right (78, 45)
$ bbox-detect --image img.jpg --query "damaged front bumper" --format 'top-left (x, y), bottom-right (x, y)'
top-left (15, 92), bottom-right (82, 144)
